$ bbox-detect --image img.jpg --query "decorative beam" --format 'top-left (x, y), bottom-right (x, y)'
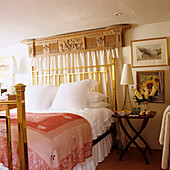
top-left (21, 24), bottom-right (130, 57)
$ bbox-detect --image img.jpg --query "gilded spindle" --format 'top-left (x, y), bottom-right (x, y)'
top-left (5, 105), bottom-right (12, 170)
top-left (98, 73), bottom-right (101, 92)
top-left (15, 84), bottom-right (28, 170)
top-left (31, 66), bottom-right (34, 85)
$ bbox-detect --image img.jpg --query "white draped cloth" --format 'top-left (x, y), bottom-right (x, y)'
top-left (159, 105), bottom-right (170, 169)
top-left (32, 49), bottom-right (120, 110)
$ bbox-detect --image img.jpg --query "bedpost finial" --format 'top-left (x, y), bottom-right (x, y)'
top-left (15, 83), bottom-right (26, 91)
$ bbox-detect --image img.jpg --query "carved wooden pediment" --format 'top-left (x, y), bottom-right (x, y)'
top-left (22, 24), bottom-right (130, 57)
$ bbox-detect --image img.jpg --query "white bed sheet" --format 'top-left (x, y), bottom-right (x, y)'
top-left (75, 108), bottom-right (114, 139)
top-left (159, 105), bottom-right (170, 169)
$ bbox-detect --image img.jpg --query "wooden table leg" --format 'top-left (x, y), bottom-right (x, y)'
top-left (118, 118), bottom-right (150, 164)
top-left (126, 118), bottom-right (152, 155)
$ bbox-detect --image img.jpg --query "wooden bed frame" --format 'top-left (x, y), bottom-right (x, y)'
top-left (0, 84), bottom-right (28, 170)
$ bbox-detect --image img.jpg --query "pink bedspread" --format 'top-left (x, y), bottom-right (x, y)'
top-left (0, 112), bottom-right (92, 170)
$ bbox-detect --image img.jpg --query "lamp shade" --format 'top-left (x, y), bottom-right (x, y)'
top-left (10, 58), bottom-right (18, 74)
top-left (120, 64), bottom-right (134, 85)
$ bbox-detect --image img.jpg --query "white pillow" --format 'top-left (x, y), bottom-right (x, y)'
top-left (88, 101), bottom-right (110, 108)
top-left (88, 92), bottom-right (107, 103)
top-left (84, 79), bottom-right (99, 91)
top-left (50, 80), bottom-right (90, 112)
top-left (25, 85), bottom-right (58, 112)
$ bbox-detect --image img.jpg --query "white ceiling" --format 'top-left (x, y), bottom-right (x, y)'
top-left (0, 0), bottom-right (170, 48)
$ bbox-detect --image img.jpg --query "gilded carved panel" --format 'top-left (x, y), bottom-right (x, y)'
top-left (23, 24), bottom-right (130, 57)
top-left (59, 37), bottom-right (85, 52)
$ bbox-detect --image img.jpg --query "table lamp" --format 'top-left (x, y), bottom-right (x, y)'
top-left (120, 64), bottom-right (134, 111)
top-left (10, 57), bottom-right (18, 94)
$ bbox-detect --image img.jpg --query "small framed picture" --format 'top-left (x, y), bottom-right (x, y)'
top-left (136, 70), bottom-right (164, 103)
top-left (0, 56), bottom-right (13, 76)
top-left (131, 37), bottom-right (168, 68)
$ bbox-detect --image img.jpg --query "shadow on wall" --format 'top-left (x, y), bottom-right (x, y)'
top-left (19, 57), bottom-right (27, 73)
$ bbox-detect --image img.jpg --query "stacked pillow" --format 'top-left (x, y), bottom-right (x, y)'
top-left (50, 79), bottom-right (99, 112)
top-left (50, 80), bottom-right (90, 112)
top-left (25, 85), bottom-right (58, 112)
top-left (25, 79), bottom-right (110, 113)
top-left (88, 92), bottom-right (107, 103)
top-left (87, 92), bottom-right (110, 108)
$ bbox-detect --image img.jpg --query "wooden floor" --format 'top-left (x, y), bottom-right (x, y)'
top-left (96, 147), bottom-right (167, 170)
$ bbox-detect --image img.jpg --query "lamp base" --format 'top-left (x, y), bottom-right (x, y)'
top-left (11, 86), bottom-right (16, 95)
top-left (10, 74), bottom-right (16, 95)
top-left (122, 85), bottom-right (133, 111)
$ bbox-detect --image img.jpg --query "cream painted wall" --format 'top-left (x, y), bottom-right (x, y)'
top-left (0, 43), bottom-right (31, 90)
top-left (122, 21), bottom-right (170, 149)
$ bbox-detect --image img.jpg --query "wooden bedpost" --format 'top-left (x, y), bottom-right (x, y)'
top-left (15, 83), bottom-right (28, 170)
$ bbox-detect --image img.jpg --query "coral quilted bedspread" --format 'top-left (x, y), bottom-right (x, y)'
top-left (0, 112), bottom-right (92, 170)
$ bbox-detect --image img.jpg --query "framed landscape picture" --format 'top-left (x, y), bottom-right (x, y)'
top-left (131, 37), bottom-right (168, 68)
top-left (136, 70), bottom-right (164, 103)
top-left (0, 56), bottom-right (13, 76)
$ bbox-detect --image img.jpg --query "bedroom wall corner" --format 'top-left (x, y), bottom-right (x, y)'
top-left (0, 43), bottom-right (31, 87)
top-left (122, 21), bottom-right (170, 150)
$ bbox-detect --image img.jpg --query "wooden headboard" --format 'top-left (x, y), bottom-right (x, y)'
top-left (22, 24), bottom-right (130, 111)
top-left (22, 24), bottom-right (130, 57)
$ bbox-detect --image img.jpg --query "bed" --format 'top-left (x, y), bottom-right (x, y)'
top-left (0, 78), bottom-right (115, 170)
top-left (159, 105), bottom-right (170, 169)
top-left (0, 25), bottom-right (130, 169)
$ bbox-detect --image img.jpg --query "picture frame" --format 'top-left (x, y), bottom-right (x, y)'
top-left (131, 37), bottom-right (168, 68)
top-left (0, 56), bottom-right (13, 76)
top-left (136, 70), bottom-right (164, 103)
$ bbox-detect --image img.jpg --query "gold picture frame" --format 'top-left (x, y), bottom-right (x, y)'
top-left (136, 70), bottom-right (164, 103)
top-left (0, 56), bottom-right (13, 76)
top-left (131, 37), bottom-right (168, 68)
